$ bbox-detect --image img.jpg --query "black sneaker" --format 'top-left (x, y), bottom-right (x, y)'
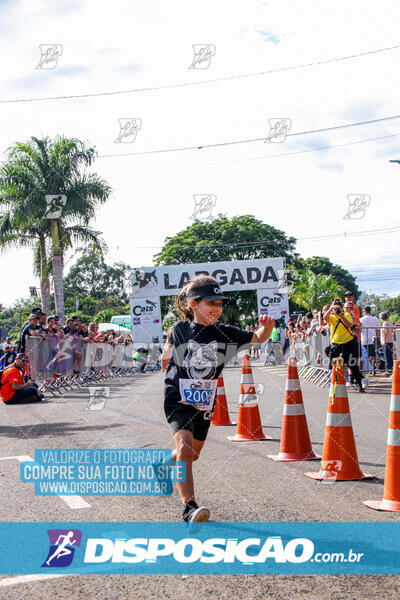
top-left (182, 501), bottom-right (210, 523)
top-left (358, 386), bottom-right (366, 393)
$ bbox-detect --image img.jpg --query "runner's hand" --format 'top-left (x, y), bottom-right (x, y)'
top-left (259, 314), bottom-right (275, 337)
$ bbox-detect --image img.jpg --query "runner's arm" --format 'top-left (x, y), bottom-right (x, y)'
top-left (161, 343), bottom-right (173, 371)
top-left (251, 315), bottom-right (275, 344)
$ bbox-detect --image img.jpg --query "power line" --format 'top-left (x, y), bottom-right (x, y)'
top-left (216, 132), bottom-right (400, 165)
top-left (97, 115), bottom-right (400, 158)
top-left (1, 43), bottom-right (399, 104)
top-left (107, 225), bottom-right (400, 251)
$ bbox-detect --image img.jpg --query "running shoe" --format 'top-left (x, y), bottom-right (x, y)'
top-left (371, 370), bottom-right (376, 376)
top-left (182, 501), bottom-right (210, 523)
top-left (362, 376), bottom-right (369, 390)
top-left (358, 386), bottom-right (366, 393)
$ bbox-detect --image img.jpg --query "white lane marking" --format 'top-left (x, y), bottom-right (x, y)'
top-left (0, 455), bottom-right (91, 509)
top-left (0, 574), bottom-right (69, 587)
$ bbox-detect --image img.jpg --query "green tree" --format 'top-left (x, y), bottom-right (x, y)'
top-left (154, 214), bottom-right (299, 321)
top-left (0, 136), bottom-right (112, 322)
top-left (94, 309), bottom-right (115, 323)
top-left (291, 270), bottom-right (346, 311)
top-left (154, 214), bottom-right (298, 264)
top-left (381, 295), bottom-right (400, 321)
top-left (301, 256), bottom-right (360, 298)
top-left (64, 253), bottom-right (130, 302)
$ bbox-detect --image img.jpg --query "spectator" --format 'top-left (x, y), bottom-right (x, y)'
top-left (344, 300), bottom-right (368, 390)
top-left (252, 322), bottom-right (261, 359)
top-left (17, 314), bottom-right (42, 353)
top-left (133, 346), bottom-right (149, 372)
top-left (379, 312), bottom-right (394, 375)
top-left (360, 306), bottom-right (380, 375)
top-left (37, 312), bottom-right (47, 332)
top-left (1, 353), bottom-right (44, 404)
top-left (323, 298), bottom-right (365, 393)
top-left (0, 345), bottom-right (17, 369)
top-left (344, 291), bottom-right (361, 323)
top-left (20, 307), bottom-right (42, 329)
top-left (88, 322), bottom-right (99, 334)
top-left (46, 316), bottom-right (63, 336)
top-left (1, 337), bottom-right (16, 351)
top-left (63, 318), bottom-right (75, 335)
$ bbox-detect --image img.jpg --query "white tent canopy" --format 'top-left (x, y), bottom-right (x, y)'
top-left (96, 323), bottom-right (131, 338)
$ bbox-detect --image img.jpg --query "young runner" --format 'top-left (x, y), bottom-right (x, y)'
top-left (161, 275), bottom-right (275, 523)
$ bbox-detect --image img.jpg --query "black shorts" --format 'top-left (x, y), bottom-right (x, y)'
top-left (164, 398), bottom-right (213, 442)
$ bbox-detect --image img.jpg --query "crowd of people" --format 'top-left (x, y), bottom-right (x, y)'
top-left (0, 308), bottom-right (134, 357)
top-left (0, 308), bottom-right (135, 405)
top-left (283, 290), bottom-right (398, 391)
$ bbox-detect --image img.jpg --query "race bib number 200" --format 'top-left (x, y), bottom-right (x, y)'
top-left (178, 378), bottom-right (217, 411)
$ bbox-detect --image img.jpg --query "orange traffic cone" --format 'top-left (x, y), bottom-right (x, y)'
top-left (268, 356), bottom-right (319, 461)
top-left (364, 360), bottom-right (400, 511)
top-left (227, 354), bottom-right (270, 442)
top-left (305, 357), bottom-right (374, 481)
top-left (211, 376), bottom-right (235, 426)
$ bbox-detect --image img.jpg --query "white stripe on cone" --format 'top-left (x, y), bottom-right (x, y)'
top-left (326, 413), bottom-right (352, 427)
top-left (387, 428), bottom-right (400, 446)
top-left (390, 395), bottom-right (400, 411)
top-left (283, 404), bottom-right (305, 416)
top-left (329, 384), bottom-right (347, 397)
top-left (286, 379), bottom-right (301, 391)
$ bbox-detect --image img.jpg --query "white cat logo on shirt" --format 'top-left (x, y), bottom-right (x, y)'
top-left (182, 340), bottom-right (218, 379)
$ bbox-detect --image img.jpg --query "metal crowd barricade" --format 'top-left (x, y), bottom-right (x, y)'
top-left (26, 336), bottom-right (135, 397)
top-left (284, 325), bottom-right (400, 388)
top-left (355, 326), bottom-right (399, 373)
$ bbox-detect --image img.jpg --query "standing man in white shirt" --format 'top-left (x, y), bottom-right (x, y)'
top-left (360, 306), bottom-right (380, 375)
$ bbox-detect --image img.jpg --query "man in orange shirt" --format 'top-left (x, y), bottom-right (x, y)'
top-left (1, 354), bottom-right (43, 404)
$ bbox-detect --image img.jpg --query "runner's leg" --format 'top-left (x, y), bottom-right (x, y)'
top-left (173, 430), bottom-right (204, 503)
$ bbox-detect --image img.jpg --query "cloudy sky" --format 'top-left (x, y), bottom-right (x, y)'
top-left (1, 0), bottom-right (400, 307)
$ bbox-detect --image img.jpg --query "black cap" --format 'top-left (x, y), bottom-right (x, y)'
top-left (187, 284), bottom-right (229, 301)
top-left (344, 291), bottom-right (353, 297)
top-left (16, 353), bottom-right (28, 361)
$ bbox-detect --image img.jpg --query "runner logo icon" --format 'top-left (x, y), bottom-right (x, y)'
top-left (42, 529), bottom-right (82, 567)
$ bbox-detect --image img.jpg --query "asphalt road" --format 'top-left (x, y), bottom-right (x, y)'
top-left (0, 361), bottom-right (399, 599)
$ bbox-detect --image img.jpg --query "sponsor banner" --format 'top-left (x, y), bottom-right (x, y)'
top-left (131, 258), bottom-right (285, 297)
top-left (130, 297), bottom-right (163, 343)
top-left (1, 522), bottom-right (400, 574)
top-left (257, 288), bottom-right (289, 326)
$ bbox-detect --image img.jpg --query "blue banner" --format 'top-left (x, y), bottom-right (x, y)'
top-left (1, 522), bottom-right (400, 574)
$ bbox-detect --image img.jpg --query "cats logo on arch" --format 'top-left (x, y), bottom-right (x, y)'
top-left (41, 529), bottom-right (82, 568)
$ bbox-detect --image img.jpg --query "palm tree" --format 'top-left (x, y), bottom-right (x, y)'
top-left (0, 136), bottom-right (112, 323)
top-left (291, 269), bottom-right (346, 311)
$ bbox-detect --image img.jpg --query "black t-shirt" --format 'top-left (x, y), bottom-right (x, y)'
top-left (164, 320), bottom-right (253, 403)
top-left (18, 324), bottom-right (38, 353)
